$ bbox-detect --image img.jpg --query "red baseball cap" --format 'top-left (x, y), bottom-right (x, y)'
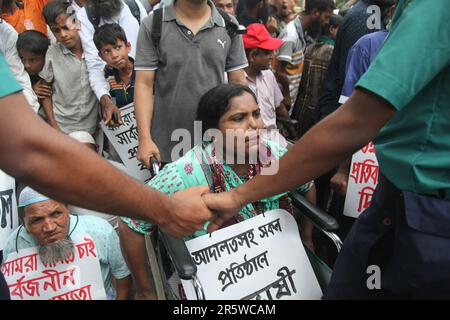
top-left (242, 23), bottom-right (283, 50)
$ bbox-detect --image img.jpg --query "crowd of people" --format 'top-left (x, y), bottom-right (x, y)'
top-left (0, 0), bottom-right (449, 300)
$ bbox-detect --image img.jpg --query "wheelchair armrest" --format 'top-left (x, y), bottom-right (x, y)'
top-left (289, 190), bottom-right (339, 232)
top-left (276, 116), bottom-right (299, 127)
top-left (159, 231), bottom-right (197, 281)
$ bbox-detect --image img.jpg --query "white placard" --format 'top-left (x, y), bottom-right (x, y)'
top-left (343, 142), bottom-right (379, 218)
top-left (2, 235), bottom-right (107, 300)
top-left (100, 104), bottom-right (151, 183)
top-left (180, 209), bottom-right (322, 300)
top-left (0, 170), bottom-right (19, 251)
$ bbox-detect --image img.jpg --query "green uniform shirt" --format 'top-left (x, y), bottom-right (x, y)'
top-left (0, 54), bottom-right (22, 98)
top-left (356, 0), bottom-right (450, 200)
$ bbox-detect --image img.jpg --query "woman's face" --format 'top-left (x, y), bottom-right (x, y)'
top-left (216, 92), bottom-right (264, 164)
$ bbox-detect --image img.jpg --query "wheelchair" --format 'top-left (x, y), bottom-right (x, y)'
top-left (142, 165), bottom-right (343, 299)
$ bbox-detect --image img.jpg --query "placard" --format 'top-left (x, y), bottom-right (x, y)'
top-left (181, 209), bottom-right (322, 300)
top-left (2, 235), bottom-right (107, 300)
top-left (343, 142), bottom-right (379, 218)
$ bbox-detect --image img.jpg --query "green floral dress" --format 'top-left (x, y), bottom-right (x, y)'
top-left (121, 141), bottom-right (314, 240)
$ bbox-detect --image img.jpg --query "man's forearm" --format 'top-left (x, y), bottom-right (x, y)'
top-left (0, 93), bottom-right (170, 225)
top-left (41, 96), bottom-right (58, 128)
top-left (234, 89), bottom-right (396, 204)
top-left (115, 276), bottom-right (132, 300)
top-left (134, 74), bottom-right (154, 143)
top-left (227, 69), bottom-right (247, 86)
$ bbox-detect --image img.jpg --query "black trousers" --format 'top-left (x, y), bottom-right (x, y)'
top-left (324, 174), bottom-right (450, 299)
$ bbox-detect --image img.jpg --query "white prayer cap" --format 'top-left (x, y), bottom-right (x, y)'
top-left (68, 131), bottom-right (96, 145)
top-left (18, 186), bottom-right (49, 208)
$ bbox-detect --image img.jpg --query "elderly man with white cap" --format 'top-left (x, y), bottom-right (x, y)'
top-left (1, 187), bottom-right (132, 300)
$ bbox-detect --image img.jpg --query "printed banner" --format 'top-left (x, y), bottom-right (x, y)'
top-left (0, 170), bottom-right (19, 251)
top-left (2, 235), bottom-right (107, 300)
top-left (100, 104), bottom-right (151, 183)
top-left (343, 142), bottom-right (379, 218)
top-left (181, 209), bottom-right (322, 300)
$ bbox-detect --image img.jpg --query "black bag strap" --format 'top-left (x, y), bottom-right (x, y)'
top-left (124, 0), bottom-right (141, 25)
top-left (151, 7), bottom-right (163, 51)
top-left (217, 7), bottom-right (247, 38)
top-left (216, 7), bottom-right (238, 38)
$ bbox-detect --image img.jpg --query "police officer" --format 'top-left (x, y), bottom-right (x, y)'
top-left (204, 0), bottom-right (450, 298)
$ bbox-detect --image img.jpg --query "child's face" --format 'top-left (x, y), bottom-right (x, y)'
top-left (99, 40), bottom-right (131, 70)
top-left (49, 13), bottom-right (81, 50)
top-left (18, 50), bottom-right (45, 76)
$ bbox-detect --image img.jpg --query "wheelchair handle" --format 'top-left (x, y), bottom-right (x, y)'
top-left (149, 156), bottom-right (159, 177)
top-left (159, 231), bottom-right (197, 281)
top-left (289, 190), bottom-right (340, 232)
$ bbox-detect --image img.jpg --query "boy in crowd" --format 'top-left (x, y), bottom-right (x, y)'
top-left (94, 23), bottom-right (135, 109)
top-left (243, 23), bottom-right (286, 132)
top-left (94, 23), bottom-right (136, 162)
top-left (16, 30), bottom-right (51, 100)
top-left (39, 0), bottom-right (98, 134)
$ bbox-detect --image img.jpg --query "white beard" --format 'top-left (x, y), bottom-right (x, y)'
top-left (39, 238), bottom-right (75, 266)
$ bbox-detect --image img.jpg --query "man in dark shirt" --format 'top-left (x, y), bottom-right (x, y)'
top-left (315, 0), bottom-right (394, 120)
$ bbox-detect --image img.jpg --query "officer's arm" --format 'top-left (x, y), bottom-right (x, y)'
top-left (204, 88), bottom-right (396, 227)
top-left (238, 88), bottom-right (395, 201)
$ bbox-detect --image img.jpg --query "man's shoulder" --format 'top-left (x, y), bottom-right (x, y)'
top-left (279, 19), bottom-right (298, 41)
top-left (2, 228), bottom-right (21, 258)
top-left (77, 215), bottom-right (114, 235)
top-left (46, 43), bottom-right (64, 57)
top-left (2, 227), bottom-right (35, 260)
top-left (76, 6), bottom-right (88, 22)
top-left (357, 29), bottom-right (388, 45)
top-left (0, 22), bottom-right (17, 39)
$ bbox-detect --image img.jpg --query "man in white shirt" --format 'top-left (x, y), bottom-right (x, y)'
top-left (0, 21), bottom-right (40, 113)
top-left (77, 0), bottom-right (147, 125)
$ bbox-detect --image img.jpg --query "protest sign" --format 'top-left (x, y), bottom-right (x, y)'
top-left (180, 209), bottom-right (322, 300)
top-left (100, 104), bottom-right (151, 183)
top-left (2, 235), bottom-right (107, 300)
top-left (343, 142), bottom-right (379, 218)
top-left (0, 170), bottom-right (18, 251)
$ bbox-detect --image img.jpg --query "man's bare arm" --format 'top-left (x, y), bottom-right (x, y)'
top-left (134, 70), bottom-right (160, 165)
top-left (0, 92), bottom-right (212, 237)
top-left (227, 69), bottom-right (247, 86)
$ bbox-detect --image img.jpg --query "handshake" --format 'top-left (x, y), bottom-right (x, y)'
top-left (157, 186), bottom-right (247, 239)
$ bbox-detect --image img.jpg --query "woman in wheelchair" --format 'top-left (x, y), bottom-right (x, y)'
top-left (119, 83), bottom-right (316, 299)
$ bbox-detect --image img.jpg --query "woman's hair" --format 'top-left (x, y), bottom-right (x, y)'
top-left (196, 83), bottom-right (258, 135)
